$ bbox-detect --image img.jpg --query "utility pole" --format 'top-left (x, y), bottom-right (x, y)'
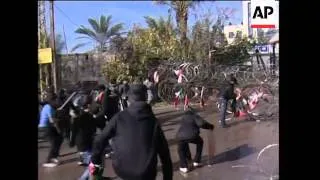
top-left (38, 1), bottom-right (47, 100)
top-left (50, 0), bottom-right (58, 93)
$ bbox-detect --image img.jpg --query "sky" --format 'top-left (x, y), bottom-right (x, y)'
top-left (46, 1), bottom-right (243, 53)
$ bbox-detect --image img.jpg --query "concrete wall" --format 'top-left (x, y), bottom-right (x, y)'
top-left (57, 52), bottom-right (116, 87)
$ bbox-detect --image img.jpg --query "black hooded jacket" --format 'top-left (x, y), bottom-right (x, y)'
top-left (95, 84), bottom-right (120, 129)
top-left (91, 101), bottom-right (173, 180)
top-left (102, 84), bottom-right (120, 118)
top-left (176, 109), bottom-right (214, 141)
top-left (119, 83), bottom-right (130, 98)
top-left (70, 109), bottom-right (96, 152)
top-left (218, 82), bottom-right (236, 100)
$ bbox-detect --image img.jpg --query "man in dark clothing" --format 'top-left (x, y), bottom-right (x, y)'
top-left (56, 89), bottom-right (72, 141)
top-left (90, 84), bottom-right (173, 180)
top-left (69, 95), bottom-right (96, 167)
top-left (119, 80), bottom-right (130, 109)
top-left (217, 75), bottom-right (238, 128)
top-left (176, 106), bottom-right (214, 173)
top-left (96, 80), bottom-right (120, 130)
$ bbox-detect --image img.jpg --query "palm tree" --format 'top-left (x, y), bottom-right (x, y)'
top-left (40, 32), bottom-right (66, 54)
top-left (144, 15), bottom-right (175, 38)
top-left (74, 15), bottom-right (124, 52)
top-left (154, 1), bottom-right (201, 58)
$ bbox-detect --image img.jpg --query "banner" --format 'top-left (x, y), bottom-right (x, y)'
top-left (38, 48), bottom-right (52, 64)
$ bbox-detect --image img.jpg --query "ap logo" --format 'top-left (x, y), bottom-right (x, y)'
top-left (250, 0), bottom-right (278, 28)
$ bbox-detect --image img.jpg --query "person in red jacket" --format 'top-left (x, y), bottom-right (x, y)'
top-left (95, 84), bottom-right (106, 105)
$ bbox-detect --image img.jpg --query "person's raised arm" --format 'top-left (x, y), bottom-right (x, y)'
top-left (194, 113), bottom-right (214, 130)
top-left (156, 123), bottom-right (173, 180)
top-left (91, 114), bottom-right (117, 165)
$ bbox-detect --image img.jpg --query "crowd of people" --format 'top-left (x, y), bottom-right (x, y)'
top-left (38, 73), bottom-right (255, 180)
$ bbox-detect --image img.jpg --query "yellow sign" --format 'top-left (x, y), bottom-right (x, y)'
top-left (38, 48), bottom-right (52, 64)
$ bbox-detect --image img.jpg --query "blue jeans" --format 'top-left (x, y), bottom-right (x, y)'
top-left (79, 152), bottom-right (92, 180)
top-left (219, 98), bottom-right (236, 127)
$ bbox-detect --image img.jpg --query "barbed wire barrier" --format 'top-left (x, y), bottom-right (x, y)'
top-left (154, 62), bottom-right (278, 103)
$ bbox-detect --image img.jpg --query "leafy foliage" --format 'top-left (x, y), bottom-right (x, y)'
top-left (154, 1), bottom-right (200, 58)
top-left (101, 60), bottom-right (131, 82)
top-left (75, 4), bottom-right (260, 81)
top-left (213, 37), bottom-right (254, 65)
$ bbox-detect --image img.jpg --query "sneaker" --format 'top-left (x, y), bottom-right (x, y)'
top-left (105, 153), bottom-right (111, 159)
top-left (51, 158), bottom-right (59, 164)
top-left (179, 167), bottom-right (189, 173)
top-left (77, 161), bottom-right (85, 166)
top-left (193, 162), bottom-right (202, 167)
top-left (42, 162), bottom-right (58, 168)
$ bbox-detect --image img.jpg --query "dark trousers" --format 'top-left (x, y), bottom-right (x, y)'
top-left (178, 136), bottom-right (204, 168)
top-left (63, 118), bottom-right (71, 140)
top-left (121, 97), bottom-right (128, 109)
top-left (47, 126), bottom-right (63, 162)
top-left (59, 117), bottom-right (71, 141)
top-left (219, 98), bottom-right (236, 126)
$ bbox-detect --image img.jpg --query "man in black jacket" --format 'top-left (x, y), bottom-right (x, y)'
top-left (218, 75), bottom-right (238, 128)
top-left (95, 80), bottom-right (120, 130)
top-left (118, 80), bottom-right (130, 109)
top-left (69, 95), bottom-right (96, 166)
top-left (56, 89), bottom-right (71, 142)
top-left (176, 106), bottom-right (214, 173)
top-left (90, 84), bottom-right (173, 180)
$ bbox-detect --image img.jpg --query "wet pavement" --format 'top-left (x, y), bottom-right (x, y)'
top-left (38, 104), bottom-right (279, 180)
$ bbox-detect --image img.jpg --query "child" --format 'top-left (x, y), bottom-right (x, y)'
top-left (69, 95), bottom-right (96, 168)
top-left (176, 106), bottom-right (214, 173)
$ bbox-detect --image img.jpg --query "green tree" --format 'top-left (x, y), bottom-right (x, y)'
top-left (74, 15), bottom-right (124, 52)
top-left (143, 16), bottom-right (179, 59)
top-left (154, 1), bottom-right (201, 58)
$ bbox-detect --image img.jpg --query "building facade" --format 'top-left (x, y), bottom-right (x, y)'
top-left (223, 24), bottom-right (246, 44)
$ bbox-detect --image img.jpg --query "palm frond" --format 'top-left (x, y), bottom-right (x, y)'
top-left (107, 23), bottom-right (124, 38)
top-left (104, 15), bottom-right (113, 33)
top-left (76, 36), bottom-right (92, 40)
top-left (75, 25), bottom-right (97, 41)
top-left (144, 16), bottom-right (158, 29)
top-left (100, 15), bottom-right (112, 33)
top-left (88, 18), bottom-right (101, 33)
top-left (71, 42), bottom-right (91, 53)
